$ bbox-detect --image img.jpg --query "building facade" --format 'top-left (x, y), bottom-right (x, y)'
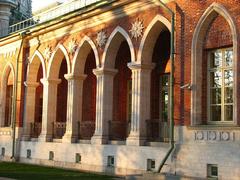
top-left (0, 0), bottom-right (239, 179)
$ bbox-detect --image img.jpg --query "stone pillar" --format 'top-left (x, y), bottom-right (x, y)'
top-left (62, 74), bottom-right (86, 143)
top-left (126, 63), bottom-right (155, 146)
top-left (91, 68), bottom-right (118, 144)
top-left (38, 78), bottom-right (61, 142)
top-left (22, 82), bottom-right (40, 141)
top-left (0, 2), bottom-right (16, 37)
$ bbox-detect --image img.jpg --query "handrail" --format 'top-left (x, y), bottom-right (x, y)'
top-left (0, 0), bottom-right (102, 37)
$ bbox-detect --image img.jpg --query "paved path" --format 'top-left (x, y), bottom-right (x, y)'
top-left (0, 178), bottom-right (16, 180)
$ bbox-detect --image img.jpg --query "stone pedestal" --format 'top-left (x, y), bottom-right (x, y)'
top-left (62, 74), bottom-right (86, 143)
top-left (126, 63), bottom-right (154, 146)
top-left (91, 68), bottom-right (118, 144)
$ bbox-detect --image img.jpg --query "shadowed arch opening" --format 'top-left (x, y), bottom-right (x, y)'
top-left (102, 27), bottom-right (134, 141)
top-left (47, 44), bottom-right (70, 139)
top-left (191, 3), bottom-right (238, 125)
top-left (72, 36), bottom-right (99, 75)
top-left (102, 26), bottom-right (135, 68)
top-left (138, 15), bottom-right (171, 142)
top-left (47, 44), bottom-right (71, 79)
top-left (138, 15), bottom-right (171, 64)
top-left (72, 37), bottom-right (99, 140)
top-left (24, 51), bottom-right (46, 138)
top-left (0, 63), bottom-right (15, 127)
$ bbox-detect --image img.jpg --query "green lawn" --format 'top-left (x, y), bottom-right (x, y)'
top-left (0, 162), bottom-right (116, 180)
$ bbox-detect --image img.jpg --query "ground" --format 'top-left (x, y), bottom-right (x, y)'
top-left (0, 162), bottom-right (116, 180)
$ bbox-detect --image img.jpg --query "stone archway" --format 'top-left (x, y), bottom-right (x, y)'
top-left (39, 44), bottom-right (71, 142)
top-left (23, 50), bottom-right (46, 140)
top-left (0, 63), bottom-right (15, 127)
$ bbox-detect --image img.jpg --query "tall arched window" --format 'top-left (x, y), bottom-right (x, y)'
top-left (191, 3), bottom-right (238, 125)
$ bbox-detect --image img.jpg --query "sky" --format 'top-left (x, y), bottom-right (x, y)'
top-left (32, 0), bottom-right (67, 12)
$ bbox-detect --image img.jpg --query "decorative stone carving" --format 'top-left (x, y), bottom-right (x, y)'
top-left (0, 130), bottom-right (12, 136)
top-left (194, 131), bottom-right (234, 141)
top-left (129, 19), bottom-right (144, 39)
top-left (68, 39), bottom-right (77, 54)
top-left (43, 46), bottom-right (52, 62)
top-left (96, 30), bottom-right (107, 48)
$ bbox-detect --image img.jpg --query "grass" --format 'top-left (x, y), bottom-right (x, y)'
top-left (0, 162), bottom-right (115, 180)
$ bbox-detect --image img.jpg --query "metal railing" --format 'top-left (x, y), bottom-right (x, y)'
top-left (108, 120), bottom-right (131, 141)
top-left (146, 119), bottom-right (169, 142)
top-left (52, 122), bottom-right (66, 139)
top-left (0, 0), bottom-right (102, 37)
top-left (78, 121), bottom-right (95, 140)
top-left (30, 122), bottom-right (42, 138)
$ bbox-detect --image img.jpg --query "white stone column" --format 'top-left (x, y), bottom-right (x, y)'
top-left (38, 78), bottom-right (61, 142)
top-left (0, 3), bottom-right (16, 37)
top-left (126, 63), bottom-right (155, 146)
top-left (62, 74), bottom-right (86, 143)
top-left (22, 82), bottom-right (40, 140)
top-left (91, 68), bottom-right (118, 144)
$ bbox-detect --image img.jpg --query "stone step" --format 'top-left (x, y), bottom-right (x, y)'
top-left (125, 173), bottom-right (205, 180)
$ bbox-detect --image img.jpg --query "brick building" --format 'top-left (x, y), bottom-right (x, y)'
top-left (0, 0), bottom-right (239, 179)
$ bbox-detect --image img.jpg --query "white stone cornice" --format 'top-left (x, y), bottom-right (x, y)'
top-left (64, 74), bottom-right (87, 81)
top-left (93, 68), bottom-right (118, 76)
top-left (40, 78), bottom-right (61, 85)
top-left (24, 81), bottom-right (40, 87)
top-left (127, 62), bottom-right (156, 70)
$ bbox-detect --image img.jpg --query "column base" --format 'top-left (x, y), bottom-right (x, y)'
top-left (126, 135), bottom-right (146, 146)
top-left (62, 133), bottom-right (78, 143)
top-left (21, 135), bottom-right (31, 141)
top-left (38, 134), bottom-right (52, 142)
top-left (91, 135), bottom-right (108, 145)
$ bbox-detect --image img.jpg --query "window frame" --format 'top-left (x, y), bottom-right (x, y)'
top-left (207, 47), bottom-right (234, 124)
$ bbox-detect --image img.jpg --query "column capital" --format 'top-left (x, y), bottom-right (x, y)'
top-left (127, 62), bottom-right (155, 71)
top-left (64, 74), bottom-right (87, 81)
top-left (24, 81), bottom-right (40, 88)
top-left (40, 78), bottom-right (62, 85)
top-left (93, 68), bottom-right (118, 76)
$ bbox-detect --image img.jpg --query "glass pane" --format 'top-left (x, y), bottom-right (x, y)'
top-left (210, 106), bottom-right (221, 121)
top-left (161, 90), bottom-right (168, 122)
top-left (224, 70), bottom-right (233, 87)
top-left (225, 87), bottom-right (233, 103)
top-left (225, 50), bottom-right (233, 67)
top-left (224, 105), bottom-right (233, 121)
top-left (161, 75), bottom-right (169, 87)
top-left (211, 88), bottom-right (221, 104)
top-left (210, 71), bottom-right (222, 88)
top-left (210, 51), bottom-right (222, 68)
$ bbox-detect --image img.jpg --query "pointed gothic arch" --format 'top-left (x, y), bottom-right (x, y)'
top-left (0, 62), bottom-right (15, 127)
top-left (27, 50), bottom-right (46, 82)
top-left (72, 36), bottom-right (100, 75)
top-left (47, 44), bottom-right (71, 79)
top-left (191, 2), bottom-right (238, 125)
top-left (102, 26), bottom-right (135, 68)
top-left (137, 14), bottom-right (171, 64)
